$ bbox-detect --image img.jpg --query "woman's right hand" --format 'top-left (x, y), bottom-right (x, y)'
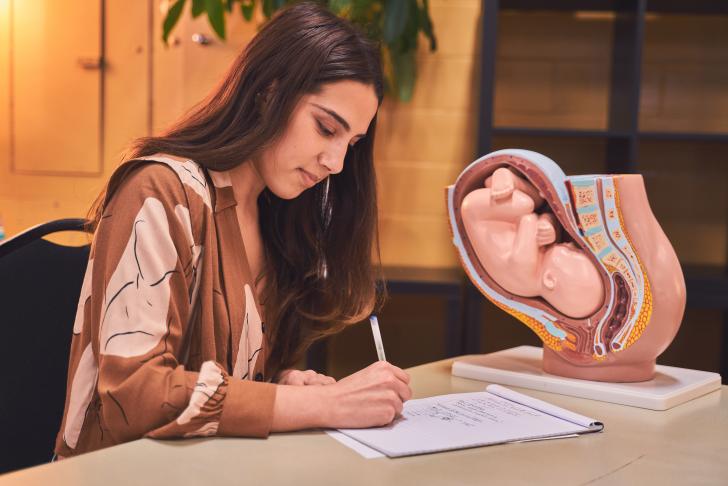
top-left (320, 360), bottom-right (412, 429)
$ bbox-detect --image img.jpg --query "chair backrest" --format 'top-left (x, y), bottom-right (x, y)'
top-left (0, 219), bottom-right (91, 473)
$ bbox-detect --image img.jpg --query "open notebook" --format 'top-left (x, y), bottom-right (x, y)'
top-left (337, 384), bottom-right (603, 458)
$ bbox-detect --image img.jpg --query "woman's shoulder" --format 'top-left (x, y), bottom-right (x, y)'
top-left (111, 154), bottom-right (212, 212)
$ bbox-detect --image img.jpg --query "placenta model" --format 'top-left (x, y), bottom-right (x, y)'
top-left (447, 149), bottom-right (686, 382)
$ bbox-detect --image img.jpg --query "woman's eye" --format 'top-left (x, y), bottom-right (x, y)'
top-left (317, 120), bottom-right (335, 137)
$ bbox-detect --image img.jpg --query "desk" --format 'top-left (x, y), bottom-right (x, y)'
top-left (2, 357), bottom-right (726, 485)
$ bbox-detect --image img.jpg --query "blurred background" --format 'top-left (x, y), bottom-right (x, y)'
top-left (1, 0), bottom-right (726, 381)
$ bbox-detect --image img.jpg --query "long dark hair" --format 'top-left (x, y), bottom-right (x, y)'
top-left (90, 2), bottom-right (385, 377)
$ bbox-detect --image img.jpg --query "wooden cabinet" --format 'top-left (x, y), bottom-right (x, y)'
top-left (151, 1), bottom-right (260, 132)
top-left (0, 0), bottom-right (151, 238)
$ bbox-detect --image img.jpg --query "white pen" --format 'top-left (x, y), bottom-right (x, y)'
top-left (369, 315), bottom-right (386, 361)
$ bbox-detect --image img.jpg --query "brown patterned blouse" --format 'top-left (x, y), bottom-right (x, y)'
top-left (54, 155), bottom-right (277, 458)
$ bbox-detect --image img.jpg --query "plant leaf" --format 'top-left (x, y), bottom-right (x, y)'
top-left (383, 0), bottom-right (409, 45)
top-left (163, 0), bottom-right (187, 44)
top-left (262, 0), bottom-right (273, 18)
top-left (241, 0), bottom-right (255, 21)
top-left (402, 0), bottom-right (419, 52)
top-left (225, 0), bottom-right (235, 12)
top-left (205, 0), bottom-right (226, 39)
top-left (329, 0), bottom-right (352, 16)
top-left (419, 0), bottom-right (437, 51)
top-left (192, 0), bottom-right (205, 17)
top-left (392, 47), bottom-right (416, 102)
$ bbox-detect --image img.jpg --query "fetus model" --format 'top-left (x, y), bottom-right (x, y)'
top-left (447, 149), bottom-right (686, 382)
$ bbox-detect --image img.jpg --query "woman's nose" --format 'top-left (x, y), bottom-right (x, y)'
top-left (320, 142), bottom-right (347, 175)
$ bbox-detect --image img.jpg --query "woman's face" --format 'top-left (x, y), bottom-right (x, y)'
top-left (255, 80), bottom-right (379, 199)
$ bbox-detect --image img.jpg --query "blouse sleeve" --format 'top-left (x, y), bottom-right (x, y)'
top-left (78, 163), bottom-right (275, 445)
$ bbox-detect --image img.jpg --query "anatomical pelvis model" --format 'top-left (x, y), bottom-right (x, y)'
top-left (447, 149), bottom-right (686, 382)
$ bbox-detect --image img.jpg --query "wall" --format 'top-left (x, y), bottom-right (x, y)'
top-left (375, 0), bottom-right (481, 268)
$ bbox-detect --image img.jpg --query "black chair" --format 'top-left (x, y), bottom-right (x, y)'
top-left (0, 219), bottom-right (91, 474)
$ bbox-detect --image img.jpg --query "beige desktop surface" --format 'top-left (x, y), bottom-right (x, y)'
top-left (2, 357), bottom-right (726, 486)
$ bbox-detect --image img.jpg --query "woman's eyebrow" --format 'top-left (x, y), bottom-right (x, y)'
top-left (312, 102), bottom-right (366, 138)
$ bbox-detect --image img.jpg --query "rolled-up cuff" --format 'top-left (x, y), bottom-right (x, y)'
top-left (218, 379), bottom-right (277, 438)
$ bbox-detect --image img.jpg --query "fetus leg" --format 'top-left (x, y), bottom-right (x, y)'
top-left (486, 167), bottom-right (544, 207)
top-left (461, 187), bottom-right (536, 225)
top-left (510, 213), bottom-right (540, 273)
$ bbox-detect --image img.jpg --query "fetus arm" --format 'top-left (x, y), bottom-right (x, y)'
top-left (537, 212), bottom-right (560, 246)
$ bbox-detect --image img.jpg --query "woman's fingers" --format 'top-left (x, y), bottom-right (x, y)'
top-left (370, 361), bottom-right (412, 402)
top-left (390, 364), bottom-right (411, 385)
top-left (284, 369), bottom-right (336, 386)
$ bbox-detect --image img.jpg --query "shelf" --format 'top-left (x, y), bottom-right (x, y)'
top-left (381, 265), bottom-right (463, 296)
top-left (490, 128), bottom-right (728, 144)
top-left (499, 0), bottom-right (632, 12)
top-left (499, 0), bottom-right (728, 15)
top-left (639, 131), bottom-right (728, 143)
top-left (646, 1), bottom-right (728, 15)
top-left (493, 127), bottom-right (629, 139)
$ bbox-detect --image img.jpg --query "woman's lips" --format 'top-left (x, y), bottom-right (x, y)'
top-left (298, 168), bottom-right (320, 188)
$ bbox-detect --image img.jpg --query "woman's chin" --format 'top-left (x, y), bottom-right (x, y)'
top-left (268, 183), bottom-right (306, 200)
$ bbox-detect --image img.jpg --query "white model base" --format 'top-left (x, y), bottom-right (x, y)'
top-left (451, 346), bottom-right (722, 410)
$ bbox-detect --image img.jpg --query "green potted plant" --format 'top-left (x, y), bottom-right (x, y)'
top-left (162, 0), bottom-right (437, 101)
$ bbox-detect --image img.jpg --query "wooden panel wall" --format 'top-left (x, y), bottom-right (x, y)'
top-left (640, 14), bottom-right (728, 133)
top-left (376, 0), bottom-right (481, 268)
top-left (494, 11), bottom-right (613, 130)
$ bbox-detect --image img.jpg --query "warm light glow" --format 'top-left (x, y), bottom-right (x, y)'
top-left (574, 10), bottom-right (659, 22)
top-left (159, 0), bottom-right (170, 16)
top-left (573, 11), bottom-right (615, 21)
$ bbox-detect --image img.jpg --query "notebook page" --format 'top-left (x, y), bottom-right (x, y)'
top-left (338, 391), bottom-right (598, 457)
top-left (486, 384), bottom-right (603, 429)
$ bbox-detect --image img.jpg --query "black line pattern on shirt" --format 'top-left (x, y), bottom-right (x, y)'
top-left (133, 219), bottom-right (146, 280)
top-left (183, 246), bottom-right (202, 304)
top-left (105, 330), bottom-right (154, 351)
top-left (100, 280), bottom-right (135, 335)
top-left (181, 165), bottom-right (207, 189)
top-left (96, 409), bottom-right (104, 441)
top-left (106, 390), bottom-right (130, 426)
top-left (248, 347), bottom-right (261, 363)
top-left (139, 315), bottom-right (173, 367)
top-left (150, 269), bottom-right (178, 287)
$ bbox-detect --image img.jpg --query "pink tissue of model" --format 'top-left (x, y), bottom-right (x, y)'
top-left (447, 149), bottom-right (686, 382)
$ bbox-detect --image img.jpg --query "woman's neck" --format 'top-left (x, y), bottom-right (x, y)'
top-left (226, 160), bottom-right (266, 217)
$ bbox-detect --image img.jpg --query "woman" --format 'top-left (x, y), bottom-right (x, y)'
top-left (54, 2), bottom-right (411, 458)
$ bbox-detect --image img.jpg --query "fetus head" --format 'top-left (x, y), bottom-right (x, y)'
top-left (540, 243), bottom-right (604, 319)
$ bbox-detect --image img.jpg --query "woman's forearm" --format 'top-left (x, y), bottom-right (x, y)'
top-left (271, 384), bottom-right (330, 432)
